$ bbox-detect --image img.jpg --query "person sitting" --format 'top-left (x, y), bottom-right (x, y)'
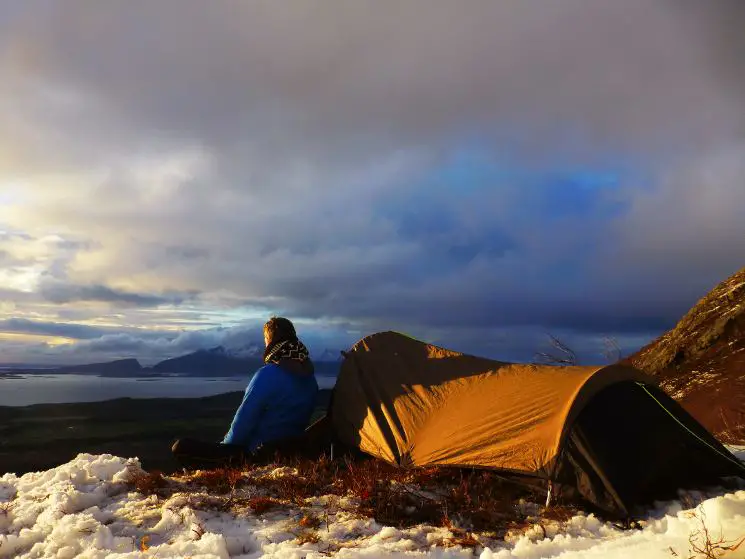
top-left (171, 316), bottom-right (319, 469)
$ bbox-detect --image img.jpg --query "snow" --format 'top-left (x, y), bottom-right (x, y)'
top-left (1, 451), bottom-right (744, 558)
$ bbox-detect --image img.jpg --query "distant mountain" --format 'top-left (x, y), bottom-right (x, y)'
top-left (3, 345), bottom-right (342, 379)
top-left (152, 345), bottom-right (342, 376)
top-left (55, 358), bottom-right (143, 375)
top-left (222, 343), bottom-right (264, 359)
top-left (627, 265), bottom-right (745, 443)
top-left (318, 348), bottom-right (344, 362)
top-left (153, 346), bottom-right (262, 375)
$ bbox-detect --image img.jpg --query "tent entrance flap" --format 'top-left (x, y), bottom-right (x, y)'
top-left (636, 383), bottom-right (745, 474)
top-left (553, 381), bottom-right (745, 514)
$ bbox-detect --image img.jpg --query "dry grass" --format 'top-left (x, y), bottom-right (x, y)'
top-left (128, 470), bottom-right (168, 496)
top-left (540, 505), bottom-right (578, 523)
top-left (299, 513), bottom-right (322, 529)
top-left (0, 501), bottom-right (14, 516)
top-left (295, 530), bottom-right (321, 545)
top-left (189, 467), bottom-right (244, 494)
top-left (134, 453), bottom-right (585, 545)
top-left (246, 496), bottom-right (283, 514)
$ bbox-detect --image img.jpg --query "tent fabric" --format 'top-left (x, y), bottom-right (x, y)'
top-left (331, 331), bottom-right (648, 475)
top-left (554, 380), bottom-right (744, 514)
top-left (329, 331), bottom-right (745, 514)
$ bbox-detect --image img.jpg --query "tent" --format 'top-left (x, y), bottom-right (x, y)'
top-left (323, 331), bottom-right (745, 515)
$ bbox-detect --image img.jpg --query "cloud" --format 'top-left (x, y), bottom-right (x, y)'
top-left (0, 2), bottom-right (743, 365)
top-left (0, 318), bottom-right (361, 366)
top-left (6, 2), bottom-right (743, 160)
top-left (0, 318), bottom-right (116, 340)
top-left (38, 279), bottom-right (196, 307)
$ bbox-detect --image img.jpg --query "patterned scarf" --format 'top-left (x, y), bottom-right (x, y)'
top-left (264, 339), bottom-right (310, 366)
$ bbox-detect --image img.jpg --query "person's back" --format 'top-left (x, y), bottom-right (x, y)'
top-left (222, 362), bottom-right (318, 450)
top-left (171, 316), bottom-right (320, 469)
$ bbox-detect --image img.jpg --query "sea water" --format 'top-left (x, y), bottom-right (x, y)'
top-left (0, 373), bottom-right (337, 406)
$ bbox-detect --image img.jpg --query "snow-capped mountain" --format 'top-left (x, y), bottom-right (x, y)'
top-left (228, 345), bottom-right (264, 358)
top-left (207, 343), bottom-right (264, 359)
top-left (318, 348), bottom-right (344, 361)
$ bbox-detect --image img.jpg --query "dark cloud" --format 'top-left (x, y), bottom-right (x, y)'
top-left (162, 244), bottom-right (210, 262)
top-left (0, 318), bottom-right (113, 340)
top-left (38, 280), bottom-right (196, 307)
top-left (4, 1), bottom-right (744, 166)
top-left (1, 2), bottom-right (744, 364)
top-left (0, 230), bottom-right (34, 242)
top-left (273, 269), bottom-right (687, 336)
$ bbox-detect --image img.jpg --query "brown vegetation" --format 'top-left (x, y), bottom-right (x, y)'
top-left (128, 469), bottom-right (168, 496)
top-left (123, 454), bottom-right (582, 546)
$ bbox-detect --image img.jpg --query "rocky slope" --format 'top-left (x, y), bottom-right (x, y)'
top-left (628, 266), bottom-right (745, 443)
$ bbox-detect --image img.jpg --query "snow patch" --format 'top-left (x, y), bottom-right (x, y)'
top-left (1, 452), bottom-right (744, 558)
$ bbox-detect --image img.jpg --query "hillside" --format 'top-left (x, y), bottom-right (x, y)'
top-left (0, 390), bottom-right (333, 475)
top-left (628, 266), bottom-right (745, 443)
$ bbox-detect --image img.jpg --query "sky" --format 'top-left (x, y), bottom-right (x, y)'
top-left (1, 1), bottom-right (744, 366)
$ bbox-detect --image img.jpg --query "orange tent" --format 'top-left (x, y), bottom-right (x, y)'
top-left (327, 332), bottom-right (744, 514)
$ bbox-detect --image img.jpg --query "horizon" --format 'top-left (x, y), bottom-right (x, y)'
top-left (2, 2), bottom-right (744, 367)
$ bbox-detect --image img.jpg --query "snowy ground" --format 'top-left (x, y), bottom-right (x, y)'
top-left (1, 448), bottom-right (744, 559)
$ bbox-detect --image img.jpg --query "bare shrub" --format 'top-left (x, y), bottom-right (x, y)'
top-left (602, 336), bottom-right (623, 363)
top-left (535, 334), bottom-right (578, 366)
top-left (669, 506), bottom-right (745, 558)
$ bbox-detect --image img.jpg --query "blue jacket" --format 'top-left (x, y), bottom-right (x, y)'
top-left (222, 363), bottom-right (318, 450)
